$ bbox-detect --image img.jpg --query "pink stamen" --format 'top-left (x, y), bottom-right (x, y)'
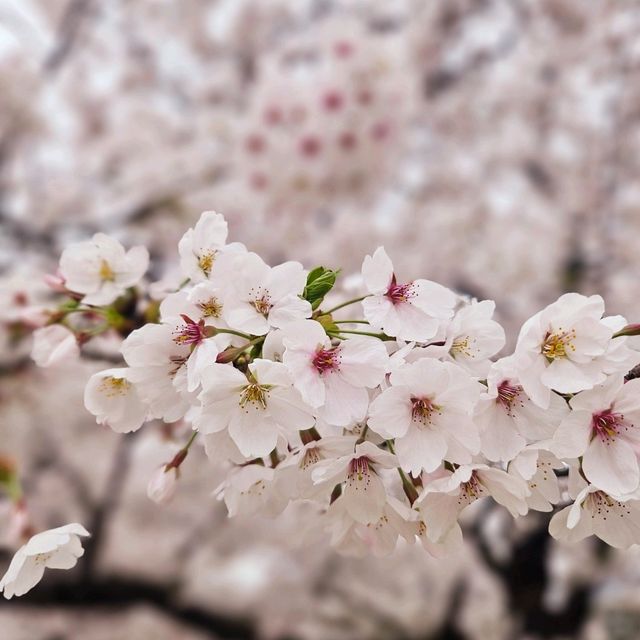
top-left (496, 380), bottom-right (524, 417)
top-left (386, 276), bottom-right (415, 305)
top-left (173, 315), bottom-right (205, 346)
top-left (592, 408), bottom-right (629, 443)
top-left (312, 346), bottom-right (341, 375)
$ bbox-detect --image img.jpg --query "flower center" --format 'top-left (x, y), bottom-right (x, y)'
top-left (348, 456), bottom-right (371, 483)
top-left (99, 259), bottom-right (115, 282)
top-left (459, 472), bottom-right (485, 506)
top-left (450, 335), bottom-right (476, 358)
top-left (173, 315), bottom-right (205, 346)
top-left (591, 409), bottom-right (628, 442)
top-left (198, 296), bottom-right (223, 318)
top-left (239, 383), bottom-right (270, 411)
top-left (301, 446), bottom-right (322, 469)
top-left (496, 380), bottom-right (524, 417)
top-left (99, 376), bottom-right (131, 397)
top-left (34, 552), bottom-right (54, 566)
top-left (410, 396), bottom-right (440, 426)
top-left (385, 278), bottom-right (415, 305)
top-left (541, 328), bottom-right (576, 361)
top-left (312, 346), bottom-right (341, 375)
top-left (252, 294), bottom-right (272, 317)
top-left (197, 251), bottom-right (216, 276)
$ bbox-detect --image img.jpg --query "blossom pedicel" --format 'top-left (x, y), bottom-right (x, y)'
top-left (5, 209), bottom-right (640, 599)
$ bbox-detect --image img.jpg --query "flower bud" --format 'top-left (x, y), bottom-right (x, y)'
top-left (146, 466), bottom-right (178, 505)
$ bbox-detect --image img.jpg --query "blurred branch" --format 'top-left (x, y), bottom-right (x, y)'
top-left (44, 0), bottom-right (94, 73)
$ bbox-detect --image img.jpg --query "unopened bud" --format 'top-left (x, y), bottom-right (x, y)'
top-left (147, 466), bottom-right (178, 505)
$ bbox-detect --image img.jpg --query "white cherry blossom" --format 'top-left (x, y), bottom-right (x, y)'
top-left (368, 358), bottom-right (482, 474)
top-left (223, 252), bottom-right (311, 336)
top-left (477, 356), bottom-right (569, 463)
top-left (59, 233), bottom-right (148, 306)
top-left (84, 367), bottom-right (148, 433)
top-left (196, 359), bottom-right (315, 458)
top-left (549, 485), bottom-right (640, 549)
top-left (0, 524), bottom-right (90, 599)
top-left (417, 464), bottom-right (530, 544)
top-left (361, 246), bottom-right (457, 342)
top-left (509, 447), bottom-right (563, 512)
top-left (421, 299), bottom-right (505, 375)
top-left (312, 441), bottom-right (397, 524)
top-left (551, 376), bottom-right (640, 495)
top-left (282, 319), bottom-right (388, 427)
top-left (121, 323), bottom-right (193, 422)
top-left (513, 293), bottom-right (631, 408)
top-left (178, 211), bottom-right (245, 283)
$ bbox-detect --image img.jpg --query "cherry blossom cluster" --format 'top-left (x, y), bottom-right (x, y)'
top-left (235, 18), bottom-right (414, 208)
top-left (4, 209), bottom-right (640, 599)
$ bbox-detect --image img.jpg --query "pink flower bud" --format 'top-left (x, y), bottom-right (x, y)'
top-left (147, 466), bottom-right (178, 505)
top-left (43, 271), bottom-right (67, 292)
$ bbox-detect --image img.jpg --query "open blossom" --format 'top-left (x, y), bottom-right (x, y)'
top-left (195, 359), bottom-right (315, 458)
top-left (224, 252), bottom-right (311, 335)
top-left (178, 211), bottom-right (244, 283)
top-left (368, 359), bottom-right (482, 475)
top-left (549, 485), bottom-right (640, 549)
top-left (421, 300), bottom-right (505, 375)
top-left (551, 376), bottom-right (640, 495)
top-left (31, 325), bottom-right (79, 368)
top-left (417, 465), bottom-right (530, 544)
top-left (312, 441), bottom-right (398, 524)
top-left (361, 246), bottom-right (456, 342)
top-left (282, 320), bottom-right (388, 426)
top-left (513, 293), bottom-right (632, 408)
top-left (326, 495), bottom-right (417, 558)
top-left (275, 435), bottom-right (358, 502)
top-left (59, 233), bottom-right (148, 306)
top-left (84, 367), bottom-right (148, 433)
top-left (0, 524), bottom-right (90, 599)
top-left (121, 323), bottom-right (193, 422)
top-left (508, 447), bottom-right (563, 512)
top-left (476, 356), bottom-right (569, 463)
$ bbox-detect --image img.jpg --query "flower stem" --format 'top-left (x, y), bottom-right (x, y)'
top-left (213, 328), bottom-right (254, 341)
top-left (330, 329), bottom-right (393, 340)
top-left (333, 320), bottom-right (370, 325)
top-left (324, 296), bottom-right (367, 315)
top-left (386, 440), bottom-right (419, 505)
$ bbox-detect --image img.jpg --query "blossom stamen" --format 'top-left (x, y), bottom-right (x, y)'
top-left (99, 260), bottom-right (115, 282)
top-left (197, 251), bottom-right (216, 277)
top-left (386, 277), bottom-right (415, 305)
top-left (541, 328), bottom-right (577, 361)
top-left (410, 396), bottom-right (441, 426)
top-left (99, 376), bottom-right (131, 397)
top-left (312, 346), bottom-right (341, 375)
top-left (239, 383), bottom-right (270, 411)
top-left (591, 409), bottom-right (629, 443)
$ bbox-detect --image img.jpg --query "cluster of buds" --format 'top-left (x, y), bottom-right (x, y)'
top-left (4, 208), bottom-right (640, 601)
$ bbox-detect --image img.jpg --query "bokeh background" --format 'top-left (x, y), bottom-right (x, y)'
top-left (1, 1), bottom-right (640, 638)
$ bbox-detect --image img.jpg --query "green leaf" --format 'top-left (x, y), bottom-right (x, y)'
top-left (303, 267), bottom-right (339, 310)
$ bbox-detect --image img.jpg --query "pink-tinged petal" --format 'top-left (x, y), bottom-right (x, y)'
top-left (368, 386), bottom-right (412, 439)
top-left (583, 438), bottom-right (640, 496)
top-left (362, 295), bottom-right (394, 332)
top-left (195, 395), bottom-right (239, 434)
top-left (541, 358), bottom-right (606, 394)
top-left (614, 378), bottom-right (640, 415)
top-left (361, 246), bottom-right (393, 294)
top-left (551, 411), bottom-right (592, 459)
top-left (283, 349), bottom-right (325, 407)
top-left (267, 390), bottom-right (315, 432)
top-left (479, 404), bottom-right (526, 463)
top-left (410, 280), bottom-right (457, 319)
top-left (339, 337), bottom-right (388, 388)
top-left (395, 428), bottom-right (447, 475)
top-left (517, 355), bottom-right (551, 409)
top-left (418, 493), bottom-right (462, 543)
top-left (269, 295), bottom-right (312, 328)
top-left (225, 301), bottom-right (269, 336)
top-left (549, 506), bottom-right (592, 544)
top-left (438, 411), bottom-right (481, 457)
top-left (228, 405), bottom-right (279, 458)
top-left (591, 498), bottom-right (640, 549)
top-left (342, 467), bottom-right (387, 524)
top-left (391, 302), bottom-right (441, 342)
top-left (321, 377), bottom-right (368, 426)
top-left (281, 319), bottom-right (328, 350)
top-left (478, 468), bottom-right (529, 517)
